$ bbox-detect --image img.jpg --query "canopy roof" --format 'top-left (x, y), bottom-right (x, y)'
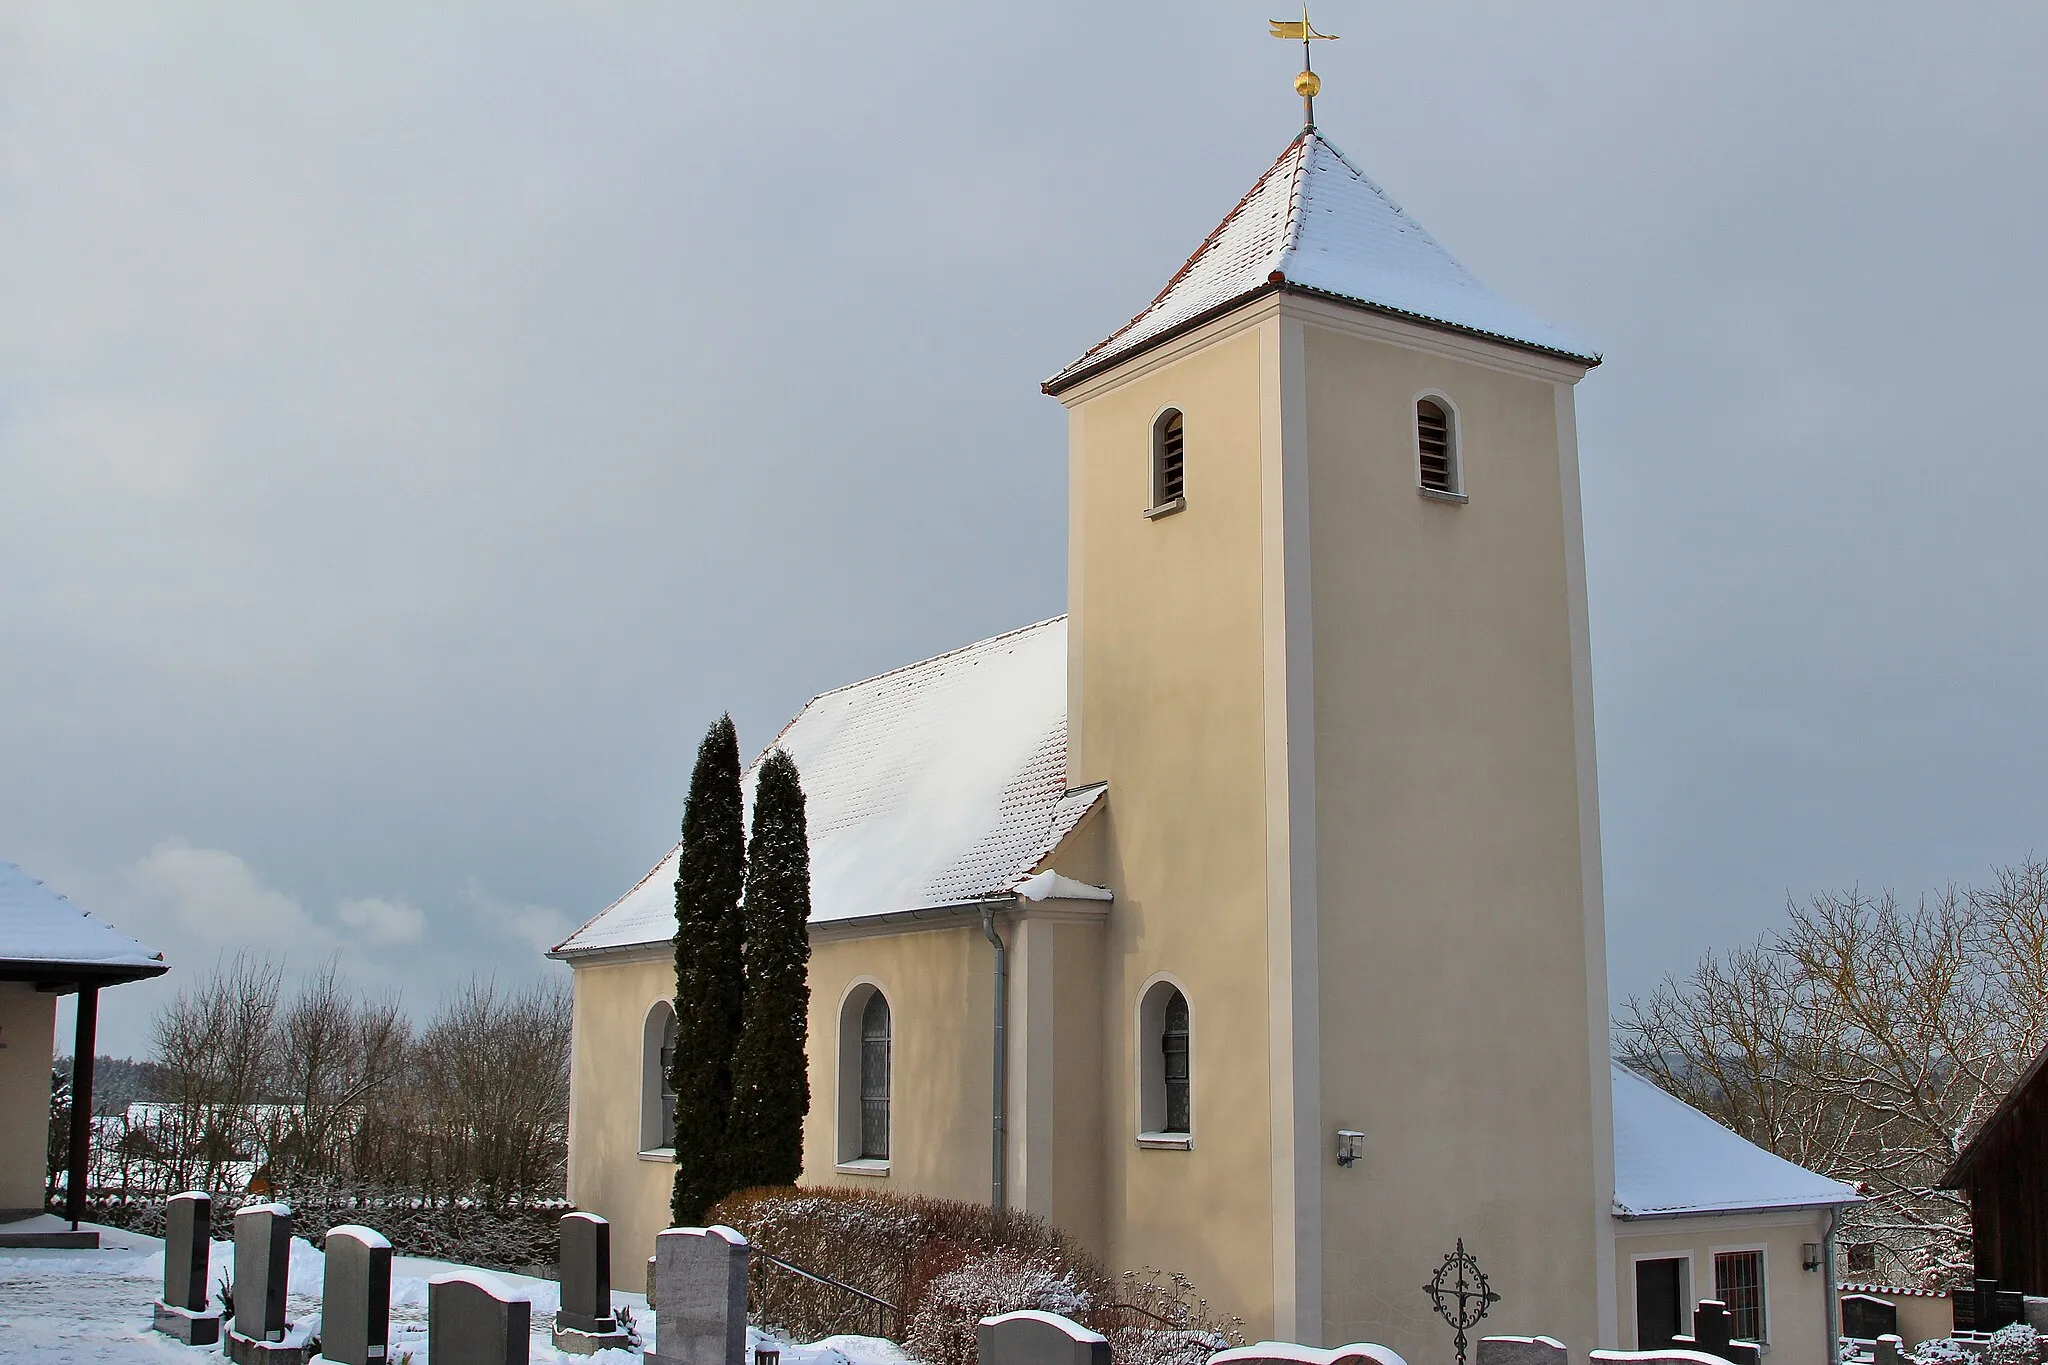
top-left (0, 861), bottom-right (166, 988)
top-left (1611, 1062), bottom-right (1859, 1218)
top-left (554, 617), bottom-right (1105, 957)
top-left (1046, 128), bottom-right (1597, 394)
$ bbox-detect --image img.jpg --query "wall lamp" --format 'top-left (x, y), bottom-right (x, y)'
top-left (1803, 1242), bottom-right (1824, 1273)
top-left (1336, 1130), bottom-right (1365, 1168)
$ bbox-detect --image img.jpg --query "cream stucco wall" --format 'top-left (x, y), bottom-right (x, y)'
top-left (566, 949), bottom-right (680, 1274)
top-left (1298, 317), bottom-right (1610, 1357)
top-left (1065, 320), bottom-right (1286, 1337)
top-left (1615, 1210), bottom-right (1836, 1365)
top-left (1, 983), bottom-right (58, 1215)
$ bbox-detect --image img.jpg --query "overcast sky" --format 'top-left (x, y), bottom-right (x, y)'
top-left (5, 4), bottom-right (2046, 1057)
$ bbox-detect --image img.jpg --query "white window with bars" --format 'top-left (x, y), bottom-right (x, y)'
top-left (1713, 1248), bottom-right (1766, 1344)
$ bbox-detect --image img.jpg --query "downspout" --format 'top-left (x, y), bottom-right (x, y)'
top-left (980, 902), bottom-right (1009, 1211)
top-left (1823, 1205), bottom-right (1843, 1365)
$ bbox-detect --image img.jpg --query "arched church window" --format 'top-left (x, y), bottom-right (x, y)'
top-left (1152, 409), bottom-right (1187, 511)
top-left (1161, 989), bottom-right (1191, 1134)
top-left (641, 1000), bottom-right (678, 1154)
top-left (859, 991), bottom-right (892, 1160)
top-left (1416, 397), bottom-right (1461, 495)
top-left (1136, 977), bottom-right (1193, 1147)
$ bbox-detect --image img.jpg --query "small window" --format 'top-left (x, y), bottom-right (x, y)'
top-left (1136, 978), bottom-right (1193, 1144)
top-left (1846, 1243), bottom-right (1877, 1276)
top-left (1161, 990), bottom-right (1191, 1134)
top-left (1152, 409), bottom-right (1186, 509)
top-left (859, 992), bottom-right (891, 1160)
top-left (641, 1000), bottom-right (679, 1153)
top-left (1714, 1249), bottom-right (1765, 1343)
top-left (1416, 397), bottom-right (1460, 495)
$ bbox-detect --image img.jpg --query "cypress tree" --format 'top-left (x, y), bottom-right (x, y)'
top-left (671, 715), bottom-right (746, 1226)
top-left (726, 748), bottom-right (813, 1191)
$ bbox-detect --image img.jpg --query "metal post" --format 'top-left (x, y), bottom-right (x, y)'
top-left (66, 984), bottom-right (99, 1229)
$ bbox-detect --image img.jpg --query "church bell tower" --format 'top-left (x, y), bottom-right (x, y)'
top-left (1042, 54), bottom-right (1616, 1358)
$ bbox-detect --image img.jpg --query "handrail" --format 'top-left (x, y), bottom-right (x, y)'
top-left (750, 1248), bottom-right (901, 1338)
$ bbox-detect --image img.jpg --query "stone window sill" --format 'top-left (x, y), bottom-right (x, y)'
top-left (836, 1158), bottom-right (890, 1176)
top-left (1418, 486), bottom-right (1468, 505)
top-left (637, 1147), bottom-right (676, 1163)
top-left (1143, 496), bottom-right (1187, 520)
top-left (1135, 1132), bottom-right (1193, 1151)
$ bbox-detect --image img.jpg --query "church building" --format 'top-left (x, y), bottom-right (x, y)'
top-left (554, 93), bottom-right (1853, 1361)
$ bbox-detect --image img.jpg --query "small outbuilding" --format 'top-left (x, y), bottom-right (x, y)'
top-left (1611, 1063), bottom-right (1861, 1362)
top-left (1941, 1041), bottom-right (2048, 1296)
top-left (0, 861), bottom-right (166, 1247)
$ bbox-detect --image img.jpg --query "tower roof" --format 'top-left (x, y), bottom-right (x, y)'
top-left (1044, 129), bottom-right (1598, 394)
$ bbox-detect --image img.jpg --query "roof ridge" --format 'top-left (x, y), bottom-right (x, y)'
top-left (798, 615), bottom-right (1066, 709)
top-left (1268, 130), bottom-right (1319, 282)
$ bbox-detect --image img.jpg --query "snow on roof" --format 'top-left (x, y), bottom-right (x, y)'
top-left (554, 618), bottom-right (1105, 956)
top-left (1045, 129), bottom-right (1597, 393)
top-left (1611, 1062), bottom-right (1859, 1217)
top-left (0, 861), bottom-right (164, 975)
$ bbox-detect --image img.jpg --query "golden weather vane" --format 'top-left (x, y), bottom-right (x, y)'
top-left (1269, 6), bottom-right (1339, 128)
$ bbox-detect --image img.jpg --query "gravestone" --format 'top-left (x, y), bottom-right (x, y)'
top-left (151, 1190), bottom-right (223, 1346)
top-left (429, 1270), bottom-right (531, 1365)
top-left (1976, 1279), bottom-right (2027, 1333)
top-left (1589, 1351), bottom-right (1728, 1365)
top-left (321, 1225), bottom-right (393, 1365)
top-left (553, 1212), bottom-right (631, 1354)
top-left (225, 1202), bottom-right (306, 1364)
top-left (647, 1225), bottom-right (750, 1365)
top-left (1873, 1335), bottom-right (1905, 1365)
top-left (978, 1310), bottom-right (1112, 1365)
top-left (2025, 1298), bottom-right (2048, 1333)
top-left (1843, 1294), bottom-right (1900, 1340)
top-left (1210, 1343), bottom-right (1412, 1365)
top-left (1477, 1336), bottom-right (1568, 1365)
top-left (1672, 1300), bottom-right (1759, 1365)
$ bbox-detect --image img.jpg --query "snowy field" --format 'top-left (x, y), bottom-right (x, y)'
top-left (0, 1222), bottom-right (913, 1365)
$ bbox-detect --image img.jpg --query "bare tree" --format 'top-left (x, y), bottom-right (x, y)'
top-left (1617, 858), bottom-right (2048, 1288)
top-left (415, 975), bottom-right (572, 1207)
top-left (263, 958), bottom-right (410, 1183)
top-left (148, 952), bottom-right (283, 1192)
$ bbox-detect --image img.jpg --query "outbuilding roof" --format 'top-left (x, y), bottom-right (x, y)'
top-left (553, 617), bottom-right (1104, 957)
top-left (0, 861), bottom-right (166, 987)
top-left (1045, 128), bottom-right (1598, 395)
top-left (1611, 1062), bottom-right (1860, 1218)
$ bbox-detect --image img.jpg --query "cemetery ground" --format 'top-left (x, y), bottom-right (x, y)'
top-left (0, 1221), bottom-right (913, 1365)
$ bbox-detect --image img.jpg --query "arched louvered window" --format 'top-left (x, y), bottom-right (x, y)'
top-left (1161, 989), bottom-right (1191, 1134)
top-left (1416, 397), bottom-right (1460, 495)
top-left (1152, 409), bottom-right (1187, 511)
top-left (859, 991), bottom-right (892, 1160)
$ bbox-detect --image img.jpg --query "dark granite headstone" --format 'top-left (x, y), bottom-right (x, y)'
top-left (978, 1311), bottom-right (1112, 1365)
top-left (233, 1203), bottom-right (291, 1343)
top-left (321, 1225), bottom-right (392, 1365)
top-left (151, 1190), bottom-right (223, 1345)
top-left (1844, 1294), bottom-right (1900, 1340)
top-left (1674, 1299), bottom-right (1761, 1365)
top-left (429, 1272), bottom-right (531, 1365)
top-left (552, 1212), bottom-right (630, 1354)
top-left (1873, 1335), bottom-right (1904, 1365)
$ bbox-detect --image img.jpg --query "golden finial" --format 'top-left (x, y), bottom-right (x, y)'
top-left (1269, 5), bottom-right (1338, 128)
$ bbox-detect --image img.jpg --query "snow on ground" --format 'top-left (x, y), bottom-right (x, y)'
top-left (0, 1222), bottom-right (914, 1365)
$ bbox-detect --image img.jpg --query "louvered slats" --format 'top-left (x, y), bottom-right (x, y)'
top-left (1159, 412), bottom-right (1186, 504)
top-left (1417, 400), bottom-right (1452, 491)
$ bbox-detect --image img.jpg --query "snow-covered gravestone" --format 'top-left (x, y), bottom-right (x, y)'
top-left (321, 1225), bottom-right (393, 1365)
top-left (225, 1202), bottom-right (307, 1364)
top-left (554, 1212), bottom-right (631, 1354)
top-left (1210, 1341), bottom-right (1411, 1365)
top-left (647, 1225), bottom-right (750, 1365)
top-left (1843, 1294), bottom-right (1900, 1341)
top-left (978, 1310), bottom-right (1111, 1365)
top-left (429, 1269), bottom-right (531, 1365)
top-left (1872, 1335), bottom-right (1905, 1365)
top-left (152, 1191), bottom-right (223, 1346)
top-left (1477, 1335), bottom-right (1568, 1365)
